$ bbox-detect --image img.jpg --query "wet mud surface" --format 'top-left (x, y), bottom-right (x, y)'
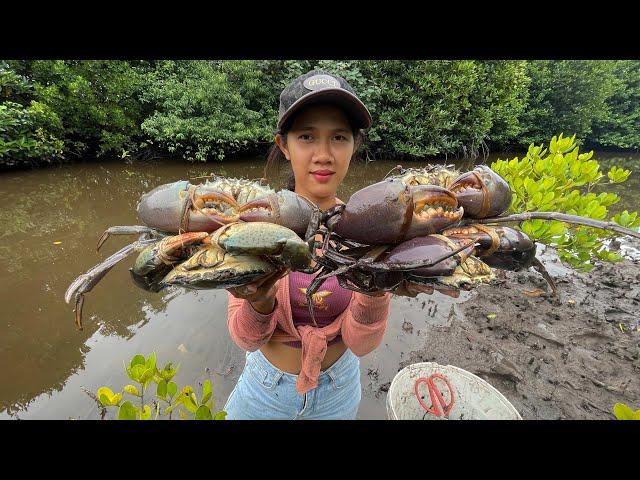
top-left (366, 251), bottom-right (640, 420)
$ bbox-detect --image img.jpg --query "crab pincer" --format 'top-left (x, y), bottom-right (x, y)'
top-left (449, 165), bottom-right (513, 218)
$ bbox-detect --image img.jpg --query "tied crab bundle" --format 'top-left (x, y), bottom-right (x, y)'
top-left (65, 175), bottom-right (322, 330)
top-left (301, 164), bottom-right (640, 322)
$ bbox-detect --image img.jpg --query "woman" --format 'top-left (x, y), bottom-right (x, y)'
top-left (224, 70), bottom-right (408, 420)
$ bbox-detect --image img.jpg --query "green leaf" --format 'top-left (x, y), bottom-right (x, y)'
top-left (546, 221), bottom-right (566, 237)
top-left (178, 386), bottom-right (199, 414)
top-left (128, 364), bottom-right (146, 383)
top-left (159, 362), bottom-right (179, 382)
top-left (201, 379), bottom-right (213, 405)
top-left (96, 387), bottom-right (115, 406)
top-left (157, 380), bottom-right (167, 400)
top-left (96, 387), bottom-right (122, 406)
top-left (142, 367), bottom-right (156, 383)
top-left (145, 351), bottom-right (157, 371)
top-left (117, 401), bottom-right (138, 420)
top-left (613, 403), bottom-right (640, 420)
top-left (195, 405), bottom-right (213, 420)
top-left (524, 177), bottom-right (538, 196)
top-left (214, 411), bottom-right (227, 420)
top-left (167, 381), bottom-right (178, 400)
top-left (124, 384), bottom-right (140, 397)
top-left (130, 354), bottom-right (146, 368)
top-left (140, 405), bottom-right (152, 420)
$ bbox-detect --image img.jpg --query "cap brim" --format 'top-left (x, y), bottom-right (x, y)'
top-left (278, 88), bottom-right (372, 131)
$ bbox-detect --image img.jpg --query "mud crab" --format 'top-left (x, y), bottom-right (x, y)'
top-left (137, 176), bottom-right (317, 237)
top-left (324, 179), bottom-right (464, 245)
top-left (65, 220), bottom-right (313, 330)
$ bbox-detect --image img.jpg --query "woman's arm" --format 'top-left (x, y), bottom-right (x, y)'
top-left (340, 292), bottom-right (391, 357)
top-left (227, 294), bottom-right (279, 351)
top-left (226, 269), bottom-right (286, 352)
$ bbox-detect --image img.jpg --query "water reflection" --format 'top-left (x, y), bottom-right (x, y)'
top-left (1, 151), bottom-right (638, 418)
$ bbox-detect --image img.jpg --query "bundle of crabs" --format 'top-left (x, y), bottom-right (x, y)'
top-left (66, 166), bottom-right (640, 329)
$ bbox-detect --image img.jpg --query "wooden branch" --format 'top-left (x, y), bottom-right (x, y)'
top-left (461, 212), bottom-right (640, 240)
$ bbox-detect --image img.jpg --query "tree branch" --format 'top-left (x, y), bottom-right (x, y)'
top-left (461, 212), bottom-right (640, 240)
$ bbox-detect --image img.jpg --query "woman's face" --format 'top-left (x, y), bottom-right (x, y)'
top-left (276, 104), bottom-right (356, 208)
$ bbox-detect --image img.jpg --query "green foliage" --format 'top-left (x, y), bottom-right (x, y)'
top-left (140, 60), bottom-right (274, 161)
top-left (0, 62), bottom-right (64, 166)
top-left (492, 134), bottom-right (640, 271)
top-left (91, 352), bottom-right (226, 420)
top-left (10, 60), bottom-right (151, 158)
top-left (591, 61), bottom-right (640, 150)
top-left (346, 60), bottom-right (529, 159)
top-left (518, 61), bottom-right (618, 147)
top-left (2, 60), bottom-right (640, 166)
top-left (613, 403), bottom-right (640, 420)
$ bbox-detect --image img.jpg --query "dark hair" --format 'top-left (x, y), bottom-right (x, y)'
top-left (264, 104), bottom-right (366, 191)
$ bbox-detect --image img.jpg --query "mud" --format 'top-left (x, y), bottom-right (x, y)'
top-left (380, 250), bottom-right (640, 419)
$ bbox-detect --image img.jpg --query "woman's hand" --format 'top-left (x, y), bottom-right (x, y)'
top-left (227, 267), bottom-right (289, 314)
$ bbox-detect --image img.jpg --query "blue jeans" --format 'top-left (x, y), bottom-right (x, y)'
top-left (223, 348), bottom-right (362, 420)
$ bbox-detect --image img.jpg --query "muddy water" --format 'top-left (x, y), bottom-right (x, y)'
top-left (0, 152), bottom-right (638, 419)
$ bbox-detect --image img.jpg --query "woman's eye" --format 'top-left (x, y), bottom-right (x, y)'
top-left (334, 135), bottom-right (349, 141)
top-left (299, 134), bottom-right (312, 141)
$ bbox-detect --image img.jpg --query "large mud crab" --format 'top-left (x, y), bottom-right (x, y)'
top-left (299, 164), bottom-right (640, 320)
top-left (136, 176), bottom-right (317, 236)
top-left (321, 164), bottom-right (513, 246)
top-left (65, 175), bottom-right (319, 329)
top-left (66, 166), bottom-right (640, 330)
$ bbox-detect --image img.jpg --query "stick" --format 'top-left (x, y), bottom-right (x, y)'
top-left (461, 212), bottom-right (640, 240)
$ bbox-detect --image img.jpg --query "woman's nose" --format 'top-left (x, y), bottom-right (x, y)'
top-left (313, 141), bottom-right (333, 163)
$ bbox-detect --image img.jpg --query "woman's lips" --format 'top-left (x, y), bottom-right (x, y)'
top-left (311, 170), bottom-right (335, 183)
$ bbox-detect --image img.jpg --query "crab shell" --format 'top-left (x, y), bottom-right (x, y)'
top-left (382, 235), bottom-right (475, 277)
top-left (208, 221), bottom-right (312, 271)
top-left (449, 165), bottom-right (512, 218)
top-left (136, 179), bottom-right (315, 237)
top-left (160, 243), bottom-right (277, 290)
top-left (395, 166), bottom-right (461, 189)
top-left (442, 224), bottom-right (536, 271)
top-left (333, 179), bottom-right (464, 245)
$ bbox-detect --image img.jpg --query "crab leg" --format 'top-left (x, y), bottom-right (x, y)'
top-left (65, 236), bottom-right (159, 330)
top-left (530, 257), bottom-right (559, 297)
top-left (96, 225), bottom-right (166, 252)
top-left (365, 239), bottom-right (477, 272)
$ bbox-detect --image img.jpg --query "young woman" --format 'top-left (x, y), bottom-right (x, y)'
top-left (224, 70), bottom-right (412, 420)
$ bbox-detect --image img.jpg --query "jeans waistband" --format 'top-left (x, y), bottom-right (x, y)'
top-left (248, 347), bottom-right (358, 385)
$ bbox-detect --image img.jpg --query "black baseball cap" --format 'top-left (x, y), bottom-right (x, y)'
top-left (277, 69), bottom-right (372, 131)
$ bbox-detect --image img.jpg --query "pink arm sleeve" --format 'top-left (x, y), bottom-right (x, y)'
top-left (340, 292), bottom-right (391, 357)
top-left (227, 293), bottom-right (279, 352)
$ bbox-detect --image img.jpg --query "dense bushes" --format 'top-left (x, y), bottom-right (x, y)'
top-left (590, 61), bottom-right (640, 150)
top-left (0, 62), bottom-right (64, 166)
top-left (1, 60), bottom-right (638, 167)
top-left (140, 61), bottom-right (276, 161)
top-left (517, 61), bottom-right (618, 146)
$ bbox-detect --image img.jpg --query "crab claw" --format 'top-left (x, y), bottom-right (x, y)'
top-left (238, 190), bottom-right (317, 237)
top-left (333, 179), bottom-right (463, 244)
top-left (449, 165), bottom-right (512, 218)
top-left (130, 231), bottom-right (209, 292)
top-left (137, 181), bottom-right (240, 233)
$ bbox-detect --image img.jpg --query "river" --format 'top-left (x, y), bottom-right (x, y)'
top-left (1, 151), bottom-right (638, 419)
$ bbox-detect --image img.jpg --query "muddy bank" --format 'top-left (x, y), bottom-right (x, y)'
top-left (383, 252), bottom-right (640, 420)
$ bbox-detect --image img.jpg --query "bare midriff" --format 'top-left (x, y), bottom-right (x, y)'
top-left (260, 338), bottom-right (348, 374)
